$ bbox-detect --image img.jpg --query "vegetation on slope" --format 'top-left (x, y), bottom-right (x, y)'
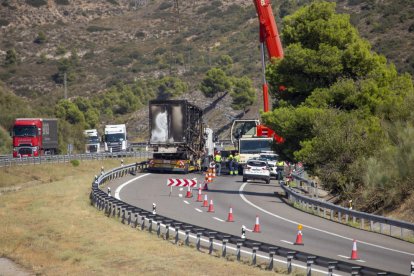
top-left (263, 1), bottom-right (414, 213)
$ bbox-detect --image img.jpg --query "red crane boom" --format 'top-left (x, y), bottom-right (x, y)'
top-left (253, 0), bottom-right (284, 113)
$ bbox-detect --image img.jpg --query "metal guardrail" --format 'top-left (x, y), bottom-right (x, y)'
top-left (89, 163), bottom-right (404, 275)
top-left (0, 151), bottom-right (153, 168)
top-left (282, 174), bottom-right (414, 241)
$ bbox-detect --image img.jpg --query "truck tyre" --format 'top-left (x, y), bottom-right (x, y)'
top-left (266, 178), bottom-right (270, 184)
top-left (243, 177), bottom-right (247, 182)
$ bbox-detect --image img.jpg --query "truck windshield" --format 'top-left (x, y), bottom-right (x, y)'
top-left (13, 126), bottom-right (37, 137)
top-left (239, 139), bottom-right (272, 154)
top-left (105, 133), bottom-right (125, 142)
top-left (87, 136), bottom-right (100, 143)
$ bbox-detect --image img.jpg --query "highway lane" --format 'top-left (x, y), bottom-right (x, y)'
top-left (108, 172), bottom-right (414, 275)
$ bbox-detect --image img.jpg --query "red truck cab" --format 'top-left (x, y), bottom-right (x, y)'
top-left (12, 118), bottom-right (58, 158)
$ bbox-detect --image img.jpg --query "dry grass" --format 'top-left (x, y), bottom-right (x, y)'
top-left (0, 159), bottom-right (280, 275)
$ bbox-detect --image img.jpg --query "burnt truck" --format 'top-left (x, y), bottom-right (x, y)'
top-left (147, 100), bottom-right (205, 173)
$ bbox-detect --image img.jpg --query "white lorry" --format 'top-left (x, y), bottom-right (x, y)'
top-left (84, 129), bottom-right (100, 153)
top-left (103, 124), bottom-right (127, 152)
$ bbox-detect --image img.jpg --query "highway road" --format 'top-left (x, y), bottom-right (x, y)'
top-left (107, 172), bottom-right (414, 275)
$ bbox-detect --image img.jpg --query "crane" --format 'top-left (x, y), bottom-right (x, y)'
top-left (253, 0), bottom-right (284, 113)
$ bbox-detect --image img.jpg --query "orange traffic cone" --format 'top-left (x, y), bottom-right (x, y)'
top-left (350, 240), bottom-right (358, 260)
top-left (208, 172), bottom-right (213, 183)
top-left (196, 187), bottom-right (202, 202)
top-left (202, 194), bottom-right (209, 207)
top-left (294, 230), bottom-right (304, 245)
top-left (253, 215), bottom-right (261, 232)
top-left (227, 206), bottom-right (234, 222)
top-left (207, 199), bottom-right (215, 212)
top-left (185, 185), bottom-right (192, 198)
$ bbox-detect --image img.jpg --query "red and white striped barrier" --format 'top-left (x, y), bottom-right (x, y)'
top-left (167, 178), bottom-right (197, 187)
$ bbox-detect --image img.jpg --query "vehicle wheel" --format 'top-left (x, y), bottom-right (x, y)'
top-left (243, 177), bottom-right (247, 182)
top-left (266, 178), bottom-right (270, 184)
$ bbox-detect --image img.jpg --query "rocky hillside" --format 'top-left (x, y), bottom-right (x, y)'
top-left (0, 0), bottom-right (413, 140)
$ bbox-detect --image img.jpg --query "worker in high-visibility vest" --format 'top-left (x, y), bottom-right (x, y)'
top-left (233, 152), bottom-right (240, 175)
top-left (276, 160), bottom-right (285, 181)
top-left (228, 152), bottom-right (234, 175)
top-left (214, 151), bottom-right (222, 176)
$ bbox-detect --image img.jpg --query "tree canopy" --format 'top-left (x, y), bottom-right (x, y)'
top-left (263, 1), bottom-right (414, 211)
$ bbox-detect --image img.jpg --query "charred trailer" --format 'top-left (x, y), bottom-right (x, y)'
top-left (148, 100), bottom-right (205, 173)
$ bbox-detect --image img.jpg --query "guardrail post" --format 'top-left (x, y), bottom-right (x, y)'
top-left (165, 225), bottom-right (170, 240)
top-left (330, 210), bottom-right (334, 220)
top-left (338, 211), bottom-right (342, 223)
top-left (323, 207), bottom-right (326, 218)
top-left (306, 256), bottom-right (316, 276)
top-left (134, 213), bottom-right (138, 228)
top-left (121, 208), bottom-right (126, 224)
top-left (287, 251), bottom-right (296, 274)
top-left (401, 228), bottom-right (404, 238)
top-left (196, 232), bottom-right (201, 250)
top-left (411, 261), bottom-right (414, 274)
top-left (327, 261), bottom-right (337, 276)
top-left (351, 266), bottom-right (361, 275)
top-left (185, 229), bottom-right (190, 246)
top-left (208, 232), bottom-right (216, 254)
top-left (127, 211), bottom-right (132, 225)
top-left (222, 239), bottom-right (228, 258)
top-left (380, 223), bottom-right (383, 234)
top-left (148, 218), bottom-right (153, 233)
top-left (370, 221), bottom-right (374, 231)
top-left (361, 218), bottom-right (364, 229)
top-left (251, 246), bottom-right (258, 265)
top-left (236, 240), bottom-right (243, 261)
top-left (174, 225), bottom-right (181, 244)
top-left (267, 247), bottom-right (278, 271)
top-left (140, 215), bottom-right (145, 230)
top-left (156, 221), bottom-right (161, 237)
top-left (345, 214), bottom-right (349, 224)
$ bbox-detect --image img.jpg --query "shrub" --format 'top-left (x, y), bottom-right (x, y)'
top-left (25, 0), bottom-right (47, 7)
top-left (106, 0), bottom-right (118, 5)
top-left (70, 159), bottom-right (80, 167)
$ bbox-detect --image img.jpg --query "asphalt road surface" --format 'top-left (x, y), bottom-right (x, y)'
top-left (107, 172), bottom-right (414, 275)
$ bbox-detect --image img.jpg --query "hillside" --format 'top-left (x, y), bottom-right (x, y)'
top-left (0, 0), bottom-right (413, 141)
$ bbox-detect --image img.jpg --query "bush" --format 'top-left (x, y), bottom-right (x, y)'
top-left (70, 159), bottom-right (80, 167)
top-left (25, 0), bottom-right (47, 7)
top-left (34, 31), bottom-right (47, 44)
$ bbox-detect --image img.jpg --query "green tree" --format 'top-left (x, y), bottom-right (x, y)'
top-left (200, 68), bottom-right (232, 98)
top-left (230, 76), bottom-right (256, 110)
top-left (55, 100), bottom-right (86, 126)
top-left (267, 1), bottom-right (390, 105)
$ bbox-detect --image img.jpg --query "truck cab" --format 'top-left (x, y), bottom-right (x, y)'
top-left (84, 129), bottom-right (100, 153)
top-left (103, 124), bottom-right (127, 152)
top-left (12, 118), bottom-right (58, 157)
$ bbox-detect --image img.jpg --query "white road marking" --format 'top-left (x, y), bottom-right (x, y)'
top-left (115, 173), bottom-right (151, 200)
top-left (213, 217), bottom-right (224, 222)
top-left (357, 259), bottom-right (366, 263)
top-left (338, 255), bottom-right (349, 259)
top-left (179, 188), bottom-right (183, 191)
top-left (337, 255), bottom-right (365, 263)
top-left (239, 182), bottom-right (414, 257)
top-left (183, 200), bottom-right (189, 205)
top-left (281, 240), bottom-right (294, 245)
top-left (245, 227), bottom-right (253, 232)
top-left (178, 194), bottom-right (183, 198)
top-left (195, 208), bottom-right (203, 213)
